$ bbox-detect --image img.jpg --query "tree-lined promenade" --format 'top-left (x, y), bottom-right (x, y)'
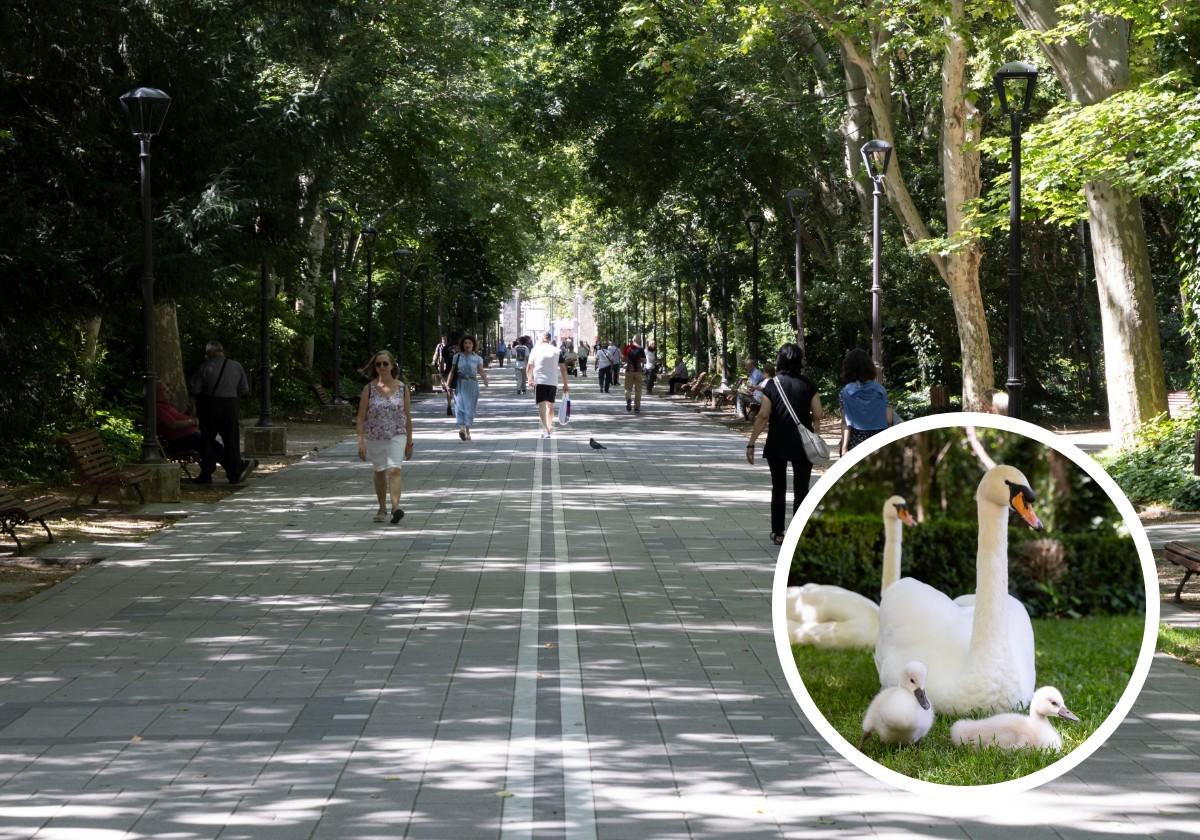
top-left (4, 2), bottom-right (1200, 497)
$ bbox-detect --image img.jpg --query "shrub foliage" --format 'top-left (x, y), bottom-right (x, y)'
top-left (790, 515), bottom-right (1144, 618)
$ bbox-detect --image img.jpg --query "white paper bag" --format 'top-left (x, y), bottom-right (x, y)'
top-left (558, 397), bottom-right (571, 425)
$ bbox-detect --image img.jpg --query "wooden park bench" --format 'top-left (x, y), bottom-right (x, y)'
top-left (58, 430), bottom-right (151, 506)
top-left (309, 383), bottom-right (333, 407)
top-left (677, 372), bottom-right (708, 398)
top-left (711, 377), bottom-right (746, 411)
top-left (1163, 541), bottom-right (1200, 602)
top-left (158, 437), bottom-right (202, 479)
top-left (0, 490), bottom-right (68, 554)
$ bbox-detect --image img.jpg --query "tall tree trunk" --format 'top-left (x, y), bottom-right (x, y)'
top-left (798, 1), bottom-right (994, 409)
top-left (1015, 1), bottom-right (1168, 442)
top-left (81, 316), bottom-right (102, 370)
top-left (296, 210), bottom-right (326, 372)
top-left (154, 300), bottom-right (187, 409)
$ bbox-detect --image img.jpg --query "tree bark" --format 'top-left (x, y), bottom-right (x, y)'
top-left (154, 299), bottom-right (187, 409)
top-left (797, 0), bottom-right (994, 409)
top-left (1015, 0), bottom-right (1168, 442)
top-left (296, 209), bottom-right (326, 373)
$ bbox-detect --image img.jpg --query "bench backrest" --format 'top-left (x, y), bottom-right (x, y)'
top-left (59, 430), bottom-right (119, 479)
top-left (309, 383), bottom-right (331, 405)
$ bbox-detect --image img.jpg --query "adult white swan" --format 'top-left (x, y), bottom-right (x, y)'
top-left (786, 495), bottom-right (915, 648)
top-left (874, 465), bottom-right (1041, 714)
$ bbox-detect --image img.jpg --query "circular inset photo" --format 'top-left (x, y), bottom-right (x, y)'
top-left (773, 414), bottom-right (1158, 793)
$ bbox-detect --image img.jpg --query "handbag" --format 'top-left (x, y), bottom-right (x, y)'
top-left (774, 378), bottom-right (830, 464)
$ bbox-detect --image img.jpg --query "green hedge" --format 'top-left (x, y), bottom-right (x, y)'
top-left (789, 516), bottom-right (1144, 618)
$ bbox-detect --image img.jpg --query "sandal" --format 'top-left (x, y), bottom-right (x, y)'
top-left (390, 509), bottom-right (405, 525)
top-left (373, 511), bottom-right (387, 523)
top-left (771, 532), bottom-right (785, 546)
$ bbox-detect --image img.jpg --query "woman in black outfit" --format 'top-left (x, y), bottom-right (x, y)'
top-left (745, 343), bottom-right (825, 545)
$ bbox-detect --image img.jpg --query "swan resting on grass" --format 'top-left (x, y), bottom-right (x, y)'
top-left (859, 660), bottom-right (934, 748)
top-left (950, 686), bottom-right (1079, 751)
top-left (786, 495), bottom-right (914, 649)
top-left (875, 465), bottom-right (1041, 715)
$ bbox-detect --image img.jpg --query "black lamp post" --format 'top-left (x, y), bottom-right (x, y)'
top-left (785, 189), bottom-right (811, 351)
top-left (255, 213), bottom-right (274, 428)
top-left (418, 265), bottom-right (428, 389)
top-left (675, 272), bottom-right (683, 365)
top-left (361, 225), bottom-right (378, 358)
top-left (717, 236), bottom-right (732, 387)
top-left (994, 61), bottom-right (1038, 419)
top-left (119, 86), bottom-right (171, 464)
top-left (860, 139), bottom-right (893, 375)
top-left (393, 247), bottom-right (413, 372)
top-left (744, 212), bottom-right (765, 363)
top-left (324, 205), bottom-right (347, 403)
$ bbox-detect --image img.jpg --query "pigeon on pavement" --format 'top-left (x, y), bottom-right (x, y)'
top-left (589, 438), bottom-right (607, 450)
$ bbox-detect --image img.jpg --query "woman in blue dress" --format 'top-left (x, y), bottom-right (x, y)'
top-left (449, 335), bottom-right (489, 441)
top-left (838, 348), bottom-right (895, 453)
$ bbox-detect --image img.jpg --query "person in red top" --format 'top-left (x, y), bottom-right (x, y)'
top-left (156, 382), bottom-right (222, 460)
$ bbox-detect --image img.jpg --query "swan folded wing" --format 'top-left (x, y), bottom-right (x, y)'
top-left (787, 584), bottom-right (880, 648)
top-left (875, 577), bottom-right (972, 696)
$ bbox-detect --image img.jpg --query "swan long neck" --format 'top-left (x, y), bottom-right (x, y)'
top-left (969, 496), bottom-right (1011, 660)
top-left (881, 517), bottom-right (902, 592)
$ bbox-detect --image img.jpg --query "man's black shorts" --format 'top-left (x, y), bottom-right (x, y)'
top-left (535, 384), bottom-right (557, 404)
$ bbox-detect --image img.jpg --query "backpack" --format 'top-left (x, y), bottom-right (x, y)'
top-left (513, 344), bottom-right (529, 366)
top-left (626, 346), bottom-right (646, 372)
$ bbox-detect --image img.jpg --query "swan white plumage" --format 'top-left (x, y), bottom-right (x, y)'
top-left (860, 660), bottom-right (934, 748)
top-left (786, 495), bottom-right (914, 648)
top-left (874, 465), bottom-right (1041, 714)
top-left (950, 686), bottom-right (1078, 750)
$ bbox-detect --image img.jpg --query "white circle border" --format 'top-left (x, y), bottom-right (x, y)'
top-left (771, 411), bottom-right (1160, 800)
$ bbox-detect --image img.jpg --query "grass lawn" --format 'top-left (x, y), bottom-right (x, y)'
top-left (791, 614), bottom-right (1145, 785)
top-left (1158, 625), bottom-right (1200, 667)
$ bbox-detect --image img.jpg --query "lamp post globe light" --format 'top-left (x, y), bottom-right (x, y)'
top-left (785, 189), bottom-right (810, 351)
top-left (744, 212), bottom-right (765, 364)
top-left (860, 139), bottom-right (893, 376)
top-left (994, 61), bottom-right (1038, 420)
top-left (324, 205), bottom-right (347, 403)
top-left (361, 225), bottom-right (379, 358)
top-left (393, 247), bottom-right (413, 373)
top-left (119, 86), bottom-right (171, 463)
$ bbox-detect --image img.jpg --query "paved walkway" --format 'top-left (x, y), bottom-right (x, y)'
top-left (0, 376), bottom-right (1197, 839)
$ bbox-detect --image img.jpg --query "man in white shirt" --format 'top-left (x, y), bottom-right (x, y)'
top-left (526, 332), bottom-right (570, 438)
top-left (595, 337), bottom-right (613, 393)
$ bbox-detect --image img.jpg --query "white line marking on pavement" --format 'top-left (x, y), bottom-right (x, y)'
top-left (551, 437), bottom-right (598, 840)
top-left (500, 436), bottom-right (543, 837)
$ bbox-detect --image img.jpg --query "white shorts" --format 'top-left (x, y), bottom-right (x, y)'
top-left (365, 435), bottom-right (406, 472)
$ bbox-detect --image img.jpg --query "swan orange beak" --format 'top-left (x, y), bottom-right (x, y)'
top-left (914, 687), bottom-right (930, 711)
top-left (898, 507), bottom-right (916, 527)
top-left (1012, 493), bottom-right (1043, 531)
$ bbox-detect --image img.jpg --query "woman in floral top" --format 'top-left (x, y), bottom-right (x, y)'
top-left (448, 334), bottom-right (489, 441)
top-left (355, 350), bottom-right (413, 524)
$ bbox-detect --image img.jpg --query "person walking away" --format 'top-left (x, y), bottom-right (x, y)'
top-left (595, 337), bottom-right (613, 393)
top-left (578, 339), bottom-right (590, 376)
top-left (448, 335), bottom-right (488, 441)
top-left (606, 340), bottom-right (622, 387)
top-left (746, 343), bottom-right (824, 545)
top-left (496, 340), bottom-right (508, 367)
top-left (355, 350), bottom-right (413, 524)
top-left (624, 336), bottom-right (647, 412)
top-left (644, 341), bottom-right (658, 393)
top-left (511, 339), bottom-right (530, 393)
top-left (438, 333), bottom-right (459, 417)
top-left (188, 341), bottom-right (255, 484)
top-left (526, 332), bottom-right (569, 438)
top-left (839, 348), bottom-right (895, 453)
top-left (668, 359), bottom-right (689, 395)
